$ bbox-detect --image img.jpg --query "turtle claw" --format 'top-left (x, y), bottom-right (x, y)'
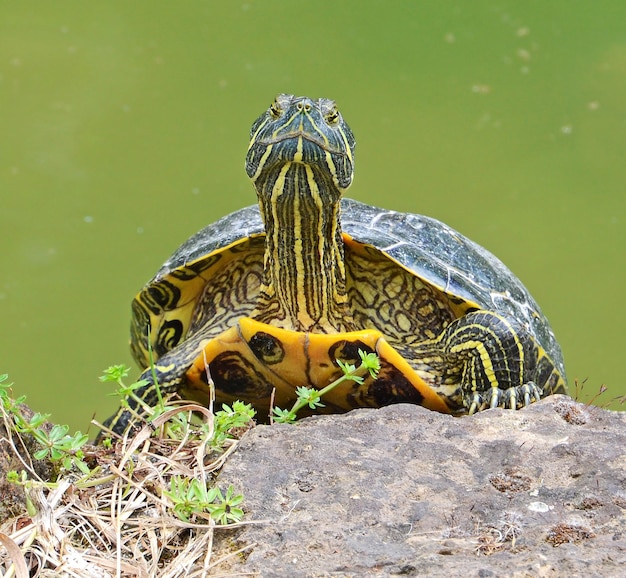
top-left (465, 387), bottom-right (505, 414)
top-left (503, 387), bottom-right (518, 410)
top-left (489, 388), bottom-right (501, 410)
top-left (467, 393), bottom-right (481, 415)
top-left (520, 381), bottom-right (543, 407)
top-left (464, 382), bottom-right (544, 414)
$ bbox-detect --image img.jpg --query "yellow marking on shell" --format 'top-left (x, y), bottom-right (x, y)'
top-left (383, 274), bottom-right (404, 299)
top-left (418, 303), bottom-right (436, 317)
top-left (185, 317), bottom-right (451, 414)
top-left (395, 312), bottom-right (412, 333)
top-left (133, 236), bottom-right (267, 367)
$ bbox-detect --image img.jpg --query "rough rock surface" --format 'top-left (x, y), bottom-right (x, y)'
top-left (215, 396), bottom-right (626, 577)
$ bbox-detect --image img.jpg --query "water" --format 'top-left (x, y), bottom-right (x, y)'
top-left (1, 1), bottom-right (624, 432)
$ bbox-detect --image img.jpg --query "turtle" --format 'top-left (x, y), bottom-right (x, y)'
top-left (101, 93), bottom-right (567, 436)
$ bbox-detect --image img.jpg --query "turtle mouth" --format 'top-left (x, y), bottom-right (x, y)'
top-left (259, 131), bottom-right (347, 157)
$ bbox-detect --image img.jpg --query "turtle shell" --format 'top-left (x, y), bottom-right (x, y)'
top-left (130, 197), bottom-right (566, 396)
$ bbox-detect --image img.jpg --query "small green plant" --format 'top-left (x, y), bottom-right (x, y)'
top-left (1, 372), bottom-right (90, 475)
top-left (31, 424), bottom-right (90, 474)
top-left (100, 364), bottom-right (155, 417)
top-left (100, 364), bottom-right (257, 447)
top-left (98, 332), bottom-right (166, 428)
top-left (272, 349), bottom-right (381, 423)
top-left (208, 401), bottom-right (256, 448)
top-left (99, 363), bottom-right (187, 439)
top-left (163, 476), bottom-right (244, 525)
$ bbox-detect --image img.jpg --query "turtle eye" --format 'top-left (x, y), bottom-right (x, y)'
top-left (325, 106), bottom-right (340, 125)
top-left (269, 99), bottom-right (282, 119)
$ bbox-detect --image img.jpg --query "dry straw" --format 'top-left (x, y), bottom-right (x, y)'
top-left (0, 400), bottom-right (259, 577)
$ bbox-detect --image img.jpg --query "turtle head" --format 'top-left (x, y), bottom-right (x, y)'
top-left (245, 95), bottom-right (355, 332)
top-left (245, 94), bottom-right (355, 192)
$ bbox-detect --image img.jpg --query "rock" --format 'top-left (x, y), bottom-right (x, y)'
top-left (215, 396), bottom-right (626, 577)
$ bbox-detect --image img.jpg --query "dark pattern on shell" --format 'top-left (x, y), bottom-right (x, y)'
top-left (130, 299), bottom-right (152, 366)
top-left (327, 339), bottom-right (374, 367)
top-left (248, 332), bottom-right (286, 365)
top-left (209, 351), bottom-right (274, 398)
top-left (169, 252), bottom-right (223, 281)
top-left (345, 245), bottom-right (458, 343)
top-left (154, 319), bottom-right (185, 359)
top-left (356, 363), bottom-right (426, 408)
top-left (188, 250), bottom-right (263, 337)
top-left (140, 280), bottom-right (181, 315)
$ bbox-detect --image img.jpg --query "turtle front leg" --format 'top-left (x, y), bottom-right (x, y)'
top-left (430, 310), bottom-right (543, 413)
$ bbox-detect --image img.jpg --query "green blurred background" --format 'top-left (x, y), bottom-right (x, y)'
top-left (1, 1), bottom-right (624, 433)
